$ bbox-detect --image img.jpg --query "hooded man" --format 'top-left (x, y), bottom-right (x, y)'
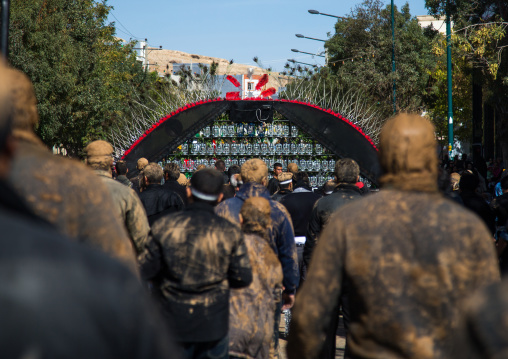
top-left (287, 114), bottom-right (500, 359)
top-left (2, 63), bottom-right (137, 271)
top-left (85, 140), bottom-right (150, 254)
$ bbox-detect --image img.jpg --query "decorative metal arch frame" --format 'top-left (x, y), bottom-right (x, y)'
top-left (121, 98), bottom-right (381, 185)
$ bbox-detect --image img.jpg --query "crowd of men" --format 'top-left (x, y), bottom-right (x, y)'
top-left (3, 60), bottom-right (508, 359)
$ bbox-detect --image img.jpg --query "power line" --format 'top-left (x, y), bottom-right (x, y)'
top-left (109, 11), bottom-right (142, 40)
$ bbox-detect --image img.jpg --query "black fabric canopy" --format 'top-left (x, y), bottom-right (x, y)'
top-left (122, 99), bottom-right (381, 185)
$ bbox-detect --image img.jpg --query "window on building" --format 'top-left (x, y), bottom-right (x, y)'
top-left (247, 82), bottom-right (254, 90)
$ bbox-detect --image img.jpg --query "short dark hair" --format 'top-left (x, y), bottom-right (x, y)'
top-left (164, 163), bottom-right (180, 181)
top-left (228, 164), bottom-right (241, 180)
top-left (190, 168), bottom-right (224, 204)
top-left (115, 161), bottom-right (128, 176)
top-left (222, 184), bottom-right (236, 200)
top-left (293, 171), bottom-right (309, 187)
top-left (459, 172), bottom-right (479, 192)
top-left (501, 175), bottom-right (508, 190)
top-left (274, 162), bottom-right (282, 169)
top-left (334, 158), bottom-right (359, 184)
top-left (215, 159), bottom-right (226, 172)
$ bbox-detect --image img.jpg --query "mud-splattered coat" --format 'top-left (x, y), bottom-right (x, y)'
top-left (8, 137), bottom-right (137, 271)
top-left (95, 170), bottom-right (150, 254)
top-left (229, 233), bottom-right (283, 359)
top-left (304, 183), bottom-right (363, 269)
top-left (215, 182), bottom-right (299, 294)
top-left (139, 202), bottom-right (252, 342)
top-left (288, 189), bottom-right (500, 359)
top-left (451, 280), bottom-right (508, 358)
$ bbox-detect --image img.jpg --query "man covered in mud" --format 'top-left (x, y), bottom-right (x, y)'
top-left (229, 197), bottom-right (283, 359)
top-left (1, 63), bottom-right (137, 271)
top-left (216, 159), bottom-right (298, 357)
top-left (287, 114), bottom-right (500, 359)
top-left (85, 140), bottom-right (150, 254)
top-left (0, 60), bottom-right (179, 359)
top-left (140, 168), bottom-right (252, 359)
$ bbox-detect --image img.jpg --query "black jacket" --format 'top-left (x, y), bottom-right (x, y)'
top-left (460, 191), bottom-right (496, 234)
top-left (267, 177), bottom-right (280, 196)
top-left (271, 188), bottom-right (292, 203)
top-left (163, 179), bottom-right (188, 205)
top-left (140, 202), bottom-right (252, 342)
top-left (139, 184), bottom-right (184, 225)
top-left (280, 187), bottom-right (321, 237)
top-left (304, 183), bottom-right (363, 269)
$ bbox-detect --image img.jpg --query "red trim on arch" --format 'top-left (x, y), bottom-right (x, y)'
top-left (121, 98), bottom-right (377, 159)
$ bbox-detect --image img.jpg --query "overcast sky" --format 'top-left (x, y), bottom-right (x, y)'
top-left (107, 0), bottom-right (429, 72)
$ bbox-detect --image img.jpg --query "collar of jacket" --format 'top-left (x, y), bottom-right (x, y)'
top-left (185, 201), bottom-right (215, 214)
top-left (333, 183), bottom-right (362, 194)
top-left (236, 182), bottom-right (270, 201)
top-left (293, 186), bottom-right (312, 193)
top-left (145, 184), bottom-right (161, 191)
top-left (94, 170), bottom-right (112, 179)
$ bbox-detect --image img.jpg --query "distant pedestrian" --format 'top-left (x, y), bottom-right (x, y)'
top-left (115, 160), bottom-right (132, 188)
top-left (267, 162), bottom-right (282, 195)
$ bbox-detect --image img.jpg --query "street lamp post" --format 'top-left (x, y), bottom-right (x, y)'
top-left (0, 0), bottom-right (10, 59)
top-left (446, 6), bottom-right (454, 157)
top-left (288, 59), bottom-right (319, 68)
top-left (308, 9), bottom-right (345, 19)
top-left (295, 34), bottom-right (326, 42)
top-left (291, 49), bottom-right (326, 58)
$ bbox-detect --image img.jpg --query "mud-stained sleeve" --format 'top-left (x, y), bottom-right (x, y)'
top-left (470, 221), bottom-right (501, 285)
top-left (304, 200), bottom-right (321, 271)
top-left (138, 231), bottom-right (164, 280)
top-left (125, 192), bottom-right (150, 254)
top-left (228, 230), bottom-right (253, 288)
top-left (215, 201), bottom-right (240, 225)
top-left (287, 215), bottom-right (345, 359)
top-left (276, 205), bottom-right (298, 294)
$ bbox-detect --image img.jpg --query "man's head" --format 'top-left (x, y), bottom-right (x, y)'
top-left (164, 163), bottom-right (180, 182)
top-left (273, 162), bottom-right (283, 177)
top-left (459, 172), bottom-right (479, 193)
top-left (115, 161), bottom-right (128, 176)
top-left (187, 168), bottom-right (224, 205)
top-left (334, 158), bottom-right (360, 184)
top-left (0, 63), bottom-right (38, 134)
top-left (501, 176), bottom-right (508, 193)
top-left (450, 172), bottom-right (461, 191)
top-left (240, 197), bottom-right (271, 237)
top-left (228, 164), bottom-right (241, 182)
top-left (137, 158), bottom-right (149, 171)
top-left (241, 159), bottom-right (268, 185)
top-left (84, 140), bottom-right (114, 172)
top-left (293, 171), bottom-right (310, 188)
top-left (323, 179), bottom-right (337, 195)
top-left (215, 159), bottom-right (226, 172)
top-left (287, 162), bottom-right (298, 174)
top-left (378, 113), bottom-right (438, 191)
top-left (143, 163), bottom-right (163, 185)
top-left (278, 172), bottom-right (293, 191)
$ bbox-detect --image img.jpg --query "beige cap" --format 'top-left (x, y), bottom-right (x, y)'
top-left (137, 158), bottom-right (149, 170)
top-left (278, 172), bottom-right (293, 184)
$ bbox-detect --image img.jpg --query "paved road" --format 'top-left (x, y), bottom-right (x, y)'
top-left (278, 311), bottom-right (346, 359)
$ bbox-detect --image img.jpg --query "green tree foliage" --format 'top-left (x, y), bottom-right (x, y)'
top-left (426, 0), bottom-right (508, 161)
top-left (8, 0), bottom-right (156, 155)
top-left (325, 0), bottom-right (438, 118)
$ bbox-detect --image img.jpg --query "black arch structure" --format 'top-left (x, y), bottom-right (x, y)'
top-left (122, 99), bottom-right (382, 185)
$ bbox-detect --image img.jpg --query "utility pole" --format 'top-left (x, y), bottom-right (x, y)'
top-left (446, 4), bottom-right (454, 157)
top-left (391, 0), bottom-right (396, 114)
top-left (0, 0), bottom-right (10, 59)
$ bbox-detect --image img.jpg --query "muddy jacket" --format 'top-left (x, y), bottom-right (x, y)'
top-left (138, 184), bottom-right (184, 226)
top-left (216, 182), bottom-right (299, 294)
top-left (304, 183), bottom-right (362, 269)
top-left (229, 233), bottom-right (283, 359)
top-left (116, 175), bottom-right (132, 188)
top-left (139, 202), bottom-right (252, 343)
top-left (96, 170), bottom-right (150, 254)
top-left (0, 183), bottom-right (178, 359)
top-left (8, 136), bottom-right (137, 271)
top-left (451, 280), bottom-right (508, 359)
top-left (288, 189), bottom-right (500, 359)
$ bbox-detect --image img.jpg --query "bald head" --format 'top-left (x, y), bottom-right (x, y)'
top-left (0, 64), bottom-right (39, 133)
top-left (379, 113), bottom-right (438, 191)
